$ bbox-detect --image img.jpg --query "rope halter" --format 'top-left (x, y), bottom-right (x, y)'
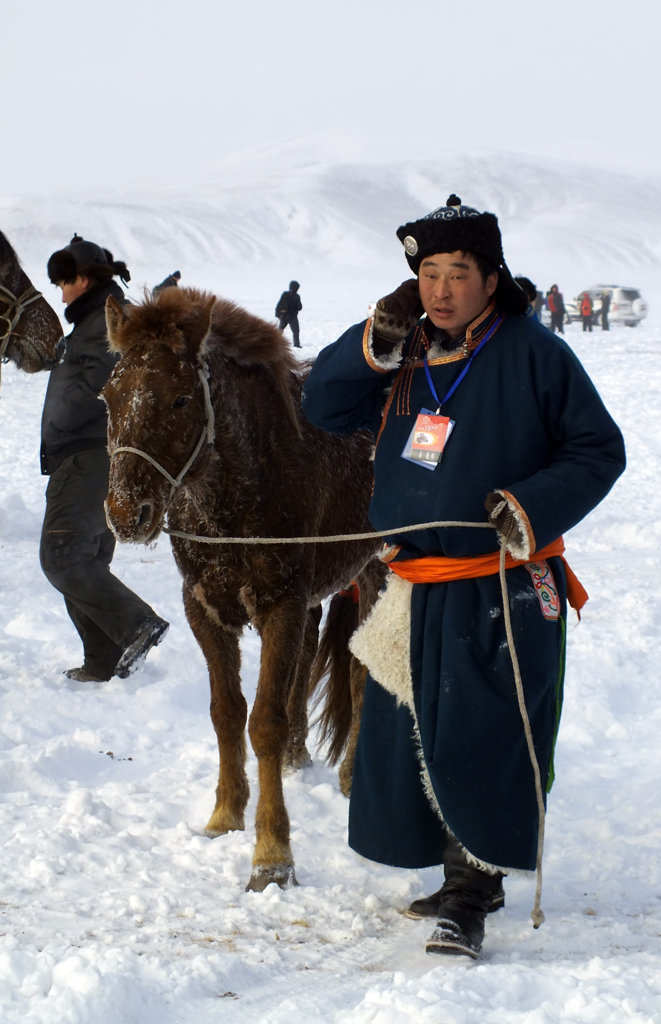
top-left (110, 363), bottom-right (216, 508)
top-left (0, 282), bottom-right (45, 356)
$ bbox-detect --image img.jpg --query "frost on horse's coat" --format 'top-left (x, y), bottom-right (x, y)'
top-left (102, 286), bottom-right (381, 891)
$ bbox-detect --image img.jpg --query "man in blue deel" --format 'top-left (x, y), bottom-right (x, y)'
top-left (301, 195), bottom-right (625, 960)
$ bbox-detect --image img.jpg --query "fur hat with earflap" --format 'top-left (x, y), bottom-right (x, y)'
top-left (396, 195), bottom-right (527, 314)
top-left (47, 234), bottom-right (131, 287)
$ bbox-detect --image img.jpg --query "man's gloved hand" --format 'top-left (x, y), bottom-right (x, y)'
top-left (372, 279), bottom-right (424, 357)
top-left (485, 490), bottom-right (531, 559)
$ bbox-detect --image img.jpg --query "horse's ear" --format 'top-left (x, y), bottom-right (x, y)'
top-left (187, 294), bottom-right (216, 359)
top-left (105, 296), bottom-right (129, 352)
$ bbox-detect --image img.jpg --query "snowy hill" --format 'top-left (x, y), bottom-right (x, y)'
top-left (2, 140), bottom-right (660, 326)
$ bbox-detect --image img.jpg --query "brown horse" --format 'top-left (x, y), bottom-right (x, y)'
top-left (102, 286), bottom-right (381, 892)
top-left (0, 231), bottom-right (62, 373)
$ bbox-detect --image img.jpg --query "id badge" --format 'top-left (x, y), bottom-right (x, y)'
top-left (401, 408), bottom-right (455, 470)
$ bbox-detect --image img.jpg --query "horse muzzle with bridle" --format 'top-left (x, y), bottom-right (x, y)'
top-left (105, 362), bottom-right (216, 544)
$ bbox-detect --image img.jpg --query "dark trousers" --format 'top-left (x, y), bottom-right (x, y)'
top-left (40, 449), bottom-right (157, 678)
top-left (582, 315), bottom-right (593, 332)
top-left (550, 312), bottom-right (563, 334)
top-left (277, 313), bottom-right (300, 347)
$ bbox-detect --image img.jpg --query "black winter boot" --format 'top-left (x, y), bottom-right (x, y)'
top-left (407, 877), bottom-right (504, 919)
top-left (425, 836), bottom-right (504, 960)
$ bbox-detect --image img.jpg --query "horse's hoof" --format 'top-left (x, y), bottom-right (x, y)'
top-left (204, 812), bottom-right (245, 835)
top-left (245, 864), bottom-right (298, 892)
top-left (283, 747), bottom-right (313, 773)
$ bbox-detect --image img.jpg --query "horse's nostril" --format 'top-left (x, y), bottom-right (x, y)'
top-left (137, 503), bottom-right (153, 529)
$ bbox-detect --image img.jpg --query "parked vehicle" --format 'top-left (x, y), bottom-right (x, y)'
top-left (565, 286), bottom-right (648, 327)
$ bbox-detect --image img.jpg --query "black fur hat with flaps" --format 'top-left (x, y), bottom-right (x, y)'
top-left (396, 195), bottom-right (528, 314)
top-left (47, 234), bottom-right (131, 286)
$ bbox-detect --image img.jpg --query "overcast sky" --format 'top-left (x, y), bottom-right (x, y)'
top-left (4, 0), bottom-right (659, 194)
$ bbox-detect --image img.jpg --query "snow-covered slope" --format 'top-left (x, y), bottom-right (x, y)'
top-left (2, 140), bottom-right (660, 326)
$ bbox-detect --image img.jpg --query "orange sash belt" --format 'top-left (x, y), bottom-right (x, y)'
top-left (387, 537), bottom-right (588, 612)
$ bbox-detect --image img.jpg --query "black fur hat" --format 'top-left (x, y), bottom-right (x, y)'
top-left (514, 276), bottom-right (538, 303)
top-left (396, 195), bottom-right (527, 314)
top-left (47, 234), bottom-right (131, 286)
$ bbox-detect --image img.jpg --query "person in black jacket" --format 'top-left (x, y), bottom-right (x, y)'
top-left (547, 284), bottom-right (566, 334)
top-left (41, 235), bottom-right (169, 683)
top-left (275, 280), bottom-right (302, 347)
top-left (600, 290), bottom-right (611, 331)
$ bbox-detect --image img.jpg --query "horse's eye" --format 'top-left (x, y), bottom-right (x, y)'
top-left (173, 395), bottom-right (189, 409)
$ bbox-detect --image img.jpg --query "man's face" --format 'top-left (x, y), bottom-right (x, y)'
top-left (418, 251), bottom-right (498, 337)
top-left (58, 275), bottom-right (89, 306)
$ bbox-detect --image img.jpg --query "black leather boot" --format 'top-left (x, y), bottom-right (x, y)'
top-left (406, 877), bottom-right (504, 920)
top-left (425, 836), bottom-right (504, 959)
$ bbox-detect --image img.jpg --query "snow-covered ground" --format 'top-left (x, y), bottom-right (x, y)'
top-left (1, 148), bottom-right (660, 1022)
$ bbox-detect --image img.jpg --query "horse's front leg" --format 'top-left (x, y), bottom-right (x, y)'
top-left (182, 584), bottom-right (250, 835)
top-left (246, 591), bottom-right (308, 892)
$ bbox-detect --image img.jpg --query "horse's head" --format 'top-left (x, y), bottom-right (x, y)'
top-left (103, 288), bottom-right (217, 544)
top-left (0, 231), bottom-right (62, 372)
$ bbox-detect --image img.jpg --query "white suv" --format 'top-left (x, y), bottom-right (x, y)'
top-left (566, 286), bottom-right (648, 327)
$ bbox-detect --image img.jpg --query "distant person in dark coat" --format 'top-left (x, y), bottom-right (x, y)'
top-left (600, 290), bottom-right (611, 330)
top-left (547, 284), bottom-right (565, 334)
top-left (275, 280), bottom-right (302, 347)
top-left (153, 270), bottom-right (181, 296)
top-left (43, 235), bottom-right (169, 683)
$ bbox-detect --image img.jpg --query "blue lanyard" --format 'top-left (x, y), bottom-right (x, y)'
top-left (423, 314), bottom-right (503, 410)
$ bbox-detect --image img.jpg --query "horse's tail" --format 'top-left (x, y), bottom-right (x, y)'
top-left (309, 583), bottom-right (361, 766)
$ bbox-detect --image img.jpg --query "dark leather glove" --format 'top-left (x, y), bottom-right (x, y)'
top-left (372, 279), bottom-right (424, 357)
top-left (485, 491), bottom-right (530, 559)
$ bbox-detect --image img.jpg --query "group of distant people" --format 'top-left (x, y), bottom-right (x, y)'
top-left (576, 289), bottom-right (611, 332)
top-left (513, 278), bottom-right (612, 334)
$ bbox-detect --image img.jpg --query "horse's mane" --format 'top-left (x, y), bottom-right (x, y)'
top-left (0, 231), bottom-right (20, 273)
top-left (113, 286), bottom-right (299, 372)
top-left (110, 286), bottom-right (303, 433)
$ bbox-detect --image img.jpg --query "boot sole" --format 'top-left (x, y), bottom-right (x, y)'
top-left (115, 620), bottom-right (169, 678)
top-left (425, 936), bottom-right (481, 960)
top-left (425, 919), bottom-right (482, 960)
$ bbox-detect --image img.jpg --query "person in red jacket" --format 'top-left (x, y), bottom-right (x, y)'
top-left (580, 291), bottom-right (593, 332)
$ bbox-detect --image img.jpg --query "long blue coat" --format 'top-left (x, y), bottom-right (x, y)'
top-left (301, 308), bottom-right (625, 871)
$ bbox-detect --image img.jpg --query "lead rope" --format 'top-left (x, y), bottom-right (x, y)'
top-left (498, 542), bottom-right (546, 928)
top-left (164, 514), bottom-right (546, 926)
top-left (111, 377), bottom-right (546, 923)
